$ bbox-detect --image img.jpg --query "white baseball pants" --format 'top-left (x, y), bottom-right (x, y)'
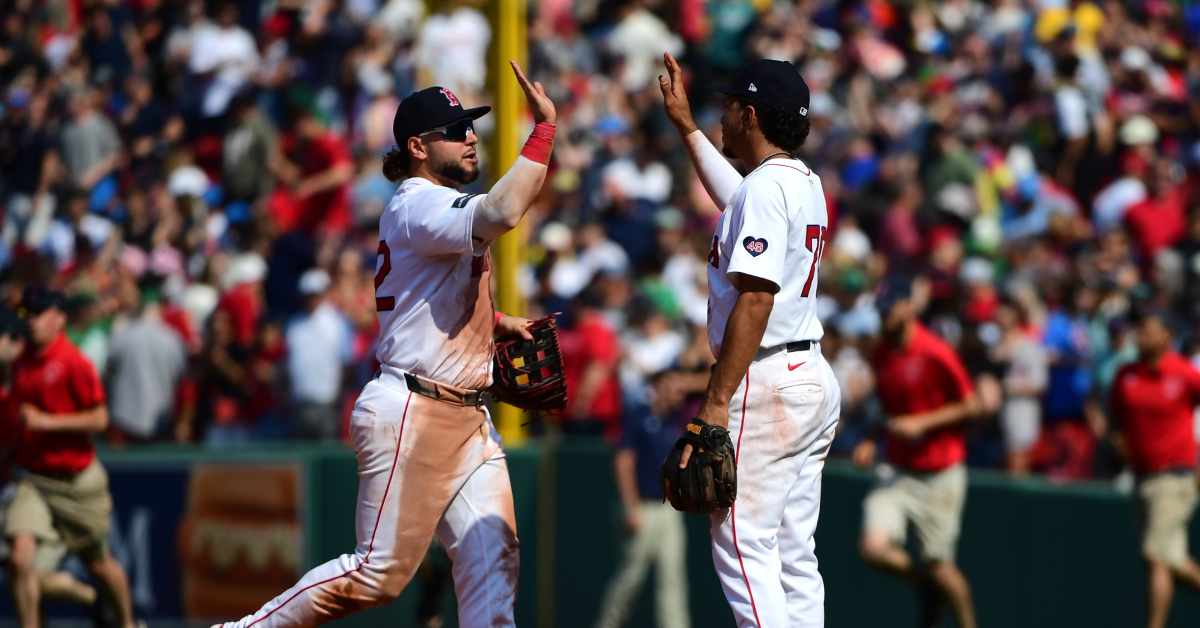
top-left (710, 344), bottom-right (841, 628)
top-left (218, 372), bottom-right (519, 628)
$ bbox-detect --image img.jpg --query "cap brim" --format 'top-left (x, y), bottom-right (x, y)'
top-left (436, 106), bottom-right (490, 128)
top-left (462, 105), bottom-right (491, 121)
top-left (715, 82), bottom-right (740, 97)
top-left (406, 106), bottom-right (493, 139)
top-left (715, 83), bottom-right (766, 105)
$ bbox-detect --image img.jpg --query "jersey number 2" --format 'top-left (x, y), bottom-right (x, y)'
top-left (375, 241), bottom-right (395, 311)
top-left (801, 225), bottom-right (827, 297)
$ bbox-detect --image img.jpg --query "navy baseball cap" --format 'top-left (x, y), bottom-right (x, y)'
top-left (0, 306), bottom-right (28, 339)
top-left (19, 286), bottom-right (67, 316)
top-left (392, 86), bottom-right (491, 146)
top-left (718, 59), bottom-right (810, 117)
top-left (874, 276), bottom-right (914, 314)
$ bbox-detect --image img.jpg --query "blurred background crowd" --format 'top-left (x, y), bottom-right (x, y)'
top-left (2, 0), bottom-right (1200, 483)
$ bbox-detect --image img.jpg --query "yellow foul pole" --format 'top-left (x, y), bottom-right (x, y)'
top-left (491, 0), bottom-right (527, 446)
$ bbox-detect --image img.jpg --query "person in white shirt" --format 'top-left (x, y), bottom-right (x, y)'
top-left (285, 269), bottom-right (353, 440)
top-left (659, 52), bottom-right (841, 628)
top-left (216, 62), bottom-right (556, 628)
top-left (189, 3), bottom-right (259, 118)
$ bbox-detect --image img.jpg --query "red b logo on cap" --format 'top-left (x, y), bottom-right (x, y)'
top-left (440, 88), bottom-right (460, 107)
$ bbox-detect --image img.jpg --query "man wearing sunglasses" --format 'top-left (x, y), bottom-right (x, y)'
top-left (217, 62), bottom-right (555, 628)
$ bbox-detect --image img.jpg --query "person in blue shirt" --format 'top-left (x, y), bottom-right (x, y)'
top-left (595, 369), bottom-right (694, 628)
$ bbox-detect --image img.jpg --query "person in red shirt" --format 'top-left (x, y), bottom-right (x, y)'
top-left (0, 306), bottom-right (98, 611)
top-left (273, 107), bottom-right (354, 235)
top-left (1123, 158), bottom-right (1188, 262)
top-left (558, 289), bottom-right (622, 440)
top-left (216, 253), bottom-right (267, 350)
top-left (853, 278), bottom-right (981, 628)
top-left (4, 288), bottom-right (138, 628)
top-left (1110, 308), bottom-right (1200, 628)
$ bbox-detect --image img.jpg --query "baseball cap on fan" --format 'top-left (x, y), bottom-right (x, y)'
top-left (717, 59), bottom-right (810, 117)
top-left (874, 276), bottom-right (914, 314)
top-left (18, 286), bottom-right (67, 317)
top-left (392, 86), bottom-right (491, 146)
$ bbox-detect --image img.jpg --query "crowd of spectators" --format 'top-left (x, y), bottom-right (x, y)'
top-left (3, 0), bottom-right (1200, 482)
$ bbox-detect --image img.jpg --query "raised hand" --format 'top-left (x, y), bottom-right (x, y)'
top-left (658, 52), bottom-right (697, 134)
top-left (510, 61), bottom-right (556, 125)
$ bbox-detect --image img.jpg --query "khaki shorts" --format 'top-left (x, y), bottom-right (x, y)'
top-left (1139, 472), bottom-right (1198, 568)
top-left (0, 485), bottom-right (69, 572)
top-left (5, 459), bottom-right (112, 562)
top-left (863, 464), bottom-right (967, 563)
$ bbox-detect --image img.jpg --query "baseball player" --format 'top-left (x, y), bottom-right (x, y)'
top-left (658, 52), bottom-right (842, 628)
top-left (5, 288), bottom-right (137, 628)
top-left (1109, 308), bottom-right (1200, 628)
top-left (852, 278), bottom-right (979, 628)
top-left (217, 62), bottom-right (556, 628)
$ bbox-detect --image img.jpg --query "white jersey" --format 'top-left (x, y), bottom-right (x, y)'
top-left (706, 157), bottom-right (827, 357)
top-left (374, 177), bottom-right (495, 389)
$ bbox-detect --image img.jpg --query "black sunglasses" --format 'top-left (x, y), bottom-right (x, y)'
top-left (420, 119), bottom-right (475, 142)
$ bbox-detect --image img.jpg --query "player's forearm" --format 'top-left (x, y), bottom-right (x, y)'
top-left (300, 162), bottom-right (353, 194)
top-left (31, 407), bottom-right (108, 434)
top-left (79, 154), bottom-right (118, 187)
top-left (613, 449), bottom-right (641, 511)
top-left (703, 291), bottom-right (774, 424)
top-left (575, 361), bottom-right (611, 409)
top-left (684, 130), bottom-right (742, 210)
top-left (473, 123), bottom-right (556, 243)
top-left (473, 157), bottom-right (547, 240)
top-left (912, 395), bottom-right (980, 431)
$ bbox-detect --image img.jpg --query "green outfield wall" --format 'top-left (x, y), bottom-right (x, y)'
top-left (74, 441), bottom-right (1200, 628)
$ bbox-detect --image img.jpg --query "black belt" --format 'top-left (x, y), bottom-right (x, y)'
top-left (403, 372), bottom-right (492, 407)
top-left (756, 340), bottom-right (816, 361)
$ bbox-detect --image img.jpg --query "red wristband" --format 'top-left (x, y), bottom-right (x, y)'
top-left (520, 122), bottom-right (556, 165)
top-left (494, 311), bottom-right (505, 326)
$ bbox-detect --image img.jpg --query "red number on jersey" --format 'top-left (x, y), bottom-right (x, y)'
top-left (708, 235), bottom-right (720, 269)
top-left (375, 241), bottom-right (396, 311)
top-left (800, 225), bottom-right (827, 297)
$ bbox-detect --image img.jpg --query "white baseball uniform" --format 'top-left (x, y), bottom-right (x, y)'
top-left (220, 177), bottom-right (518, 628)
top-left (691, 131), bottom-right (842, 628)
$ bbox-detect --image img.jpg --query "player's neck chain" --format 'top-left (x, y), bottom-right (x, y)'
top-left (756, 151), bottom-right (792, 168)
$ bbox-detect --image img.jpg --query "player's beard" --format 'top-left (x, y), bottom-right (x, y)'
top-left (432, 155), bottom-right (480, 185)
top-left (720, 124), bottom-right (743, 160)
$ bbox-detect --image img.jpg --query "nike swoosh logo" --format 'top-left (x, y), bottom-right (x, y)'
top-left (787, 362), bottom-right (806, 371)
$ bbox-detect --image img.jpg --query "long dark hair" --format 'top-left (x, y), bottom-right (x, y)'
top-left (382, 145), bottom-right (410, 182)
top-left (754, 100), bottom-right (811, 154)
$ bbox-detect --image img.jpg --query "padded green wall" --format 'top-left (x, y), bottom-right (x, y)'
top-left (98, 441), bottom-right (1200, 627)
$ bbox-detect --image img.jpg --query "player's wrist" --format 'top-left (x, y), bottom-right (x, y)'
top-left (673, 117), bottom-right (699, 135)
top-left (696, 400), bottom-right (729, 427)
top-left (520, 122), bottom-right (556, 165)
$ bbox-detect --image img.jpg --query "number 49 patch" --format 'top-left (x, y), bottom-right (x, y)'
top-left (742, 236), bottom-right (768, 257)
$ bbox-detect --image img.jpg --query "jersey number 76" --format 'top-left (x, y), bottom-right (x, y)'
top-left (801, 224), bottom-right (827, 297)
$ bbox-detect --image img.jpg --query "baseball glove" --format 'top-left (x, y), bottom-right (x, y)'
top-left (660, 418), bottom-right (737, 513)
top-left (490, 315), bottom-right (567, 412)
